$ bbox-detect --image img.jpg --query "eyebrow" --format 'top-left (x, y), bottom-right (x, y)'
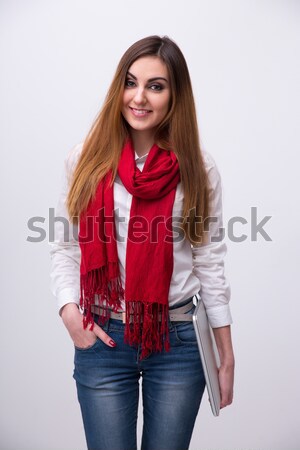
top-left (126, 71), bottom-right (169, 83)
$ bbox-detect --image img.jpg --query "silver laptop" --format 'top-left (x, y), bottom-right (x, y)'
top-left (192, 294), bottom-right (221, 416)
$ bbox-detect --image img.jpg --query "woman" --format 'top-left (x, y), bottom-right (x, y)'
top-left (50, 35), bottom-right (235, 450)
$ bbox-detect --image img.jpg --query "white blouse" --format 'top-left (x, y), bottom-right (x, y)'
top-left (49, 143), bottom-right (233, 328)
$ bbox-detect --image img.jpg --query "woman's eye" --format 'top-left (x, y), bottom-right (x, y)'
top-left (124, 80), bottom-right (163, 91)
top-left (150, 84), bottom-right (163, 91)
top-left (125, 79), bottom-right (135, 87)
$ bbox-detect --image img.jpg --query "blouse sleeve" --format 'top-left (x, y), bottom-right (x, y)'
top-left (192, 151), bottom-right (233, 328)
top-left (49, 143), bottom-right (83, 315)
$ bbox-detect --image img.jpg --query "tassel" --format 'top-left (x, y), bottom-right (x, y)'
top-left (124, 301), bottom-right (170, 360)
top-left (80, 264), bottom-right (124, 329)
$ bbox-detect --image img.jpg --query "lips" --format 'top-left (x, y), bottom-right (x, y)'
top-left (129, 107), bottom-right (152, 117)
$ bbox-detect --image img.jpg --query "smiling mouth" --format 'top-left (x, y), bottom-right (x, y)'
top-left (129, 107), bottom-right (152, 116)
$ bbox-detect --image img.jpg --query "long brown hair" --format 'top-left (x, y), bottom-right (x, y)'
top-left (67, 35), bottom-right (210, 244)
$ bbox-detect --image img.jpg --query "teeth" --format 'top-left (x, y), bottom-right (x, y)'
top-left (132, 108), bottom-right (150, 114)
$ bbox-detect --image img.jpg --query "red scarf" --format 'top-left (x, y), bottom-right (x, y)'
top-left (78, 137), bottom-right (180, 360)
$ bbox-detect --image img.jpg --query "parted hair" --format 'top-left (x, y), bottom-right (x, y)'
top-left (67, 35), bottom-right (210, 244)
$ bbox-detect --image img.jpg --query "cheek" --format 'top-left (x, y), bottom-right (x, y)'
top-left (156, 95), bottom-right (171, 116)
top-left (122, 91), bottom-right (131, 107)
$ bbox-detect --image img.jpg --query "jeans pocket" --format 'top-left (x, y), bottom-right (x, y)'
top-left (74, 337), bottom-right (100, 352)
top-left (173, 320), bottom-right (197, 344)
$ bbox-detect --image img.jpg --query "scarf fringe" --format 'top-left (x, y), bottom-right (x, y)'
top-left (80, 263), bottom-right (124, 329)
top-left (80, 267), bottom-right (171, 360)
top-left (124, 301), bottom-right (170, 360)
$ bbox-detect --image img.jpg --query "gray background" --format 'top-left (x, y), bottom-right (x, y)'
top-left (1, 0), bottom-right (299, 449)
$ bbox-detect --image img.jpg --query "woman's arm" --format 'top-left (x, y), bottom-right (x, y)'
top-left (192, 150), bottom-right (234, 408)
top-left (212, 325), bottom-right (235, 408)
top-left (49, 143), bottom-right (83, 316)
top-left (192, 152), bottom-right (232, 327)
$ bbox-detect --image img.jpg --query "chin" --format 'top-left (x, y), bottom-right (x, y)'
top-left (126, 119), bottom-right (154, 131)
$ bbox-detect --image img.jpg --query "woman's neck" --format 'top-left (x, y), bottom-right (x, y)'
top-left (130, 130), bottom-right (155, 157)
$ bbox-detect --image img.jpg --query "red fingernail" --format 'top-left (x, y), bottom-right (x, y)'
top-left (109, 339), bottom-right (117, 347)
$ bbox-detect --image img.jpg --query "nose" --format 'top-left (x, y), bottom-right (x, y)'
top-left (133, 86), bottom-right (147, 106)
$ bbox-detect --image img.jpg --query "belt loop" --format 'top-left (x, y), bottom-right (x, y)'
top-left (101, 316), bottom-right (110, 332)
top-left (167, 312), bottom-right (175, 331)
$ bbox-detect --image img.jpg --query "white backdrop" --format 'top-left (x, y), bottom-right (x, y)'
top-left (1, 0), bottom-right (299, 449)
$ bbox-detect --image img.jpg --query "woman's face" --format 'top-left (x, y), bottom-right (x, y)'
top-left (121, 56), bottom-right (171, 137)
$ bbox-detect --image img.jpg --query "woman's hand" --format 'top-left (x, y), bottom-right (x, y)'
top-left (218, 361), bottom-right (234, 408)
top-left (212, 325), bottom-right (235, 409)
top-left (61, 303), bottom-right (116, 349)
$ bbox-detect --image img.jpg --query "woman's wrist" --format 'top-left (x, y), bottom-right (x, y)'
top-left (220, 353), bottom-right (235, 368)
top-left (60, 303), bottom-right (80, 321)
top-left (212, 325), bottom-right (235, 367)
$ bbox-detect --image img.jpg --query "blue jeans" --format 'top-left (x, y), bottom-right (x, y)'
top-left (73, 297), bottom-right (206, 450)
